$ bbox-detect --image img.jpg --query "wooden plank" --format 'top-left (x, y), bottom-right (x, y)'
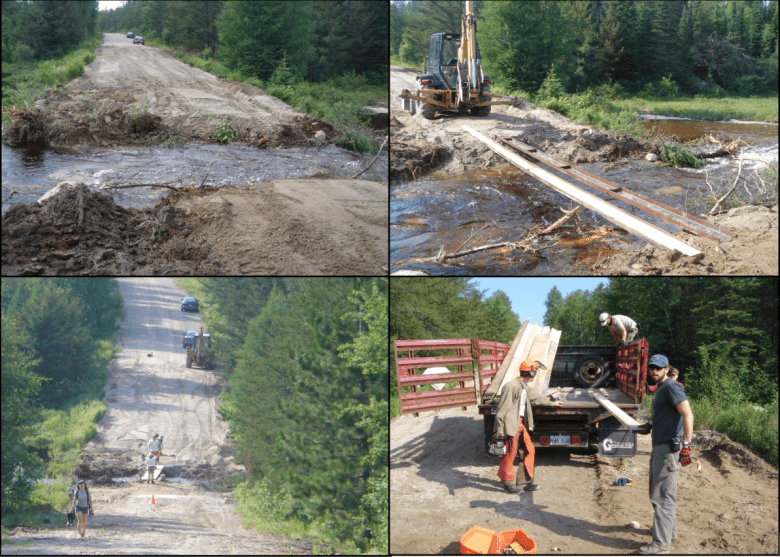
top-left (500, 138), bottom-right (731, 243)
top-left (495, 323), bottom-right (540, 395)
top-left (590, 392), bottom-right (641, 430)
top-left (463, 126), bottom-right (702, 256)
top-left (482, 319), bottom-right (530, 399)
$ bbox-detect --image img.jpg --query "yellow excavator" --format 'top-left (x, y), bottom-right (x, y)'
top-left (400, 0), bottom-right (518, 119)
top-left (186, 327), bottom-right (211, 369)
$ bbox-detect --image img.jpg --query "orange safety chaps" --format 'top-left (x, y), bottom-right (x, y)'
top-left (497, 420), bottom-right (535, 483)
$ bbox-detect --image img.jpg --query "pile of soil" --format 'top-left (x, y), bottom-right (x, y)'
top-left (2, 34), bottom-right (339, 148)
top-left (389, 137), bottom-right (450, 181)
top-left (588, 205), bottom-right (778, 275)
top-left (538, 132), bottom-right (656, 164)
top-left (2, 177), bottom-right (388, 275)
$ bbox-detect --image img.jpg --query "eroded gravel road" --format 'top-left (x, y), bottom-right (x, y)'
top-left (2, 278), bottom-right (315, 555)
top-left (391, 406), bottom-right (778, 555)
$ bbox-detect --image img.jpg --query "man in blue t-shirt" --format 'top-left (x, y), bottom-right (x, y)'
top-left (636, 354), bottom-right (694, 555)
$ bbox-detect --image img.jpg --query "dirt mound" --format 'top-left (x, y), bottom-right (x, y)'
top-left (539, 132), bottom-right (655, 163)
top-left (1, 183), bottom-right (215, 275)
top-left (588, 205), bottom-right (778, 275)
top-left (3, 178), bottom-right (388, 275)
top-left (694, 430), bottom-right (778, 478)
top-left (390, 138), bottom-right (450, 182)
top-left (2, 34), bottom-right (337, 148)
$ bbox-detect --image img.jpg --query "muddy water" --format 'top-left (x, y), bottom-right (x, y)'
top-left (2, 142), bottom-right (384, 214)
top-left (640, 118), bottom-right (778, 143)
top-left (390, 159), bottom-right (734, 275)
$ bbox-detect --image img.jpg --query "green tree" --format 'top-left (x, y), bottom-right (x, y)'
top-left (217, 0), bottom-right (314, 81)
top-left (1, 316), bottom-right (46, 515)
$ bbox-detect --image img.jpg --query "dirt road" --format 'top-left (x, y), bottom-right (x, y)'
top-left (13, 33), bottom-right (334, 147)
top-left (390, 406), bottom-right (778, 555)
top-left (2, 34), bottom-right (388, 276)
top-left (390, 65), bottom-right (778, 275)
top-left (2, 278), bottom-right (315, 555)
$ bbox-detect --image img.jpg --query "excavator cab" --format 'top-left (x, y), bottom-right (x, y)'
top-left (399, 1), bottom-right (517, 119)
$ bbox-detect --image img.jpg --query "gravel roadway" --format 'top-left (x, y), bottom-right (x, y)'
top-left (2, 278), bottom-right (315, 555)
top-left (391, 405), bottom-right (778, 555)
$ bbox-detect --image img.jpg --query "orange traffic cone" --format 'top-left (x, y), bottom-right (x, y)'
top-left (152, 495), bottom-right (155, 504)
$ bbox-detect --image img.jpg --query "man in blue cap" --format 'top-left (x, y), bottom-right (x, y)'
top-left (636, 354), bottom-right (694, 555)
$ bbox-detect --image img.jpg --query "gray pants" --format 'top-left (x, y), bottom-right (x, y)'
top-left (648, 443), bottom-right (679, 548)
top-left (625, 328), bottom-right (638, 341)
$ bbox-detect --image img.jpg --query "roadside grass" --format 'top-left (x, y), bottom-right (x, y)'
top-left (643, 392), bottom-right (778, 469)
top-left (611, 95), bottom-right (779, 122)
top-left (1, 35), bottom-right (103, 126)
top-left (389, 55), bottom-right (420, 71)
top-left (174, 53), bottom-right (385, 154)
top-left (1, 339), bottom-right (116, 531)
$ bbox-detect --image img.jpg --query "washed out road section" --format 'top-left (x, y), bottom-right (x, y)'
top-left (2, 278), bottom-right (315, 555)
top-left (5, 33), bottom-right (334, 148)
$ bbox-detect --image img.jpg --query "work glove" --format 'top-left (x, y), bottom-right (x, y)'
top-left (617, 340), bottom-right (627, 347)
top-left (88, 508), bottom-right (94, 518)
top-left (636, 423), bottom-right (652, 435)
top-left (679, 447), bottom-right (692, 466)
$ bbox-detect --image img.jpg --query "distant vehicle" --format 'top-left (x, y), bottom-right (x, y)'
top-left (183, 330), bottom-right (199, 348)
top-left (127, 32), bottom-right (134, 38)
top-left (133, 36), bottom-right (144, 45)
top-left (181, 297), bottom-right (199, 312)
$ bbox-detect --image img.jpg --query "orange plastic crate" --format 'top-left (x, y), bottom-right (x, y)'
top-left (497, 528), bottom-right (537, 554)
top-left (460, 525), bottom-right (499, 554)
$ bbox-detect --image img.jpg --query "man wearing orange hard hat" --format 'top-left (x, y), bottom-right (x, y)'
top-left (492, 360), bottom-right (563, 493)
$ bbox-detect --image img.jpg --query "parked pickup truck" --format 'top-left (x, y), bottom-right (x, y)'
top-left (394, 333), bottom-right (648, 460)
top-left (479, 342), bottom-right (648, 458)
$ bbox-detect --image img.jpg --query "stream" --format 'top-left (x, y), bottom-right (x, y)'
top-left (391, 119), bottom-right (777, 275)
top-left (2, 142), bottom-right (386, 215)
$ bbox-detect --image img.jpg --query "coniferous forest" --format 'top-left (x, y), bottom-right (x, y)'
top-left (392, 0), bottom-right (779, 95)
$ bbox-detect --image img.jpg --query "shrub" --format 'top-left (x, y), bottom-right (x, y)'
top-left (661, 142), bottom-right (702, 168)
top-left (536, 65), bottom-right (566, 100)
top-left (14, 43), bottom-right (35, 63)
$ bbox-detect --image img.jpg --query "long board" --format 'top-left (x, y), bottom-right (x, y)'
top-left (590, 392), bottom-right (641, 430)
top-left (141, 465), bottom-right (164, 481)
top-left (463, 126), bottom-right (702, 256)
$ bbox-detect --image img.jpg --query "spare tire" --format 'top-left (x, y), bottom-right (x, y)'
top-left (573, 354), bottom-right (610, 388)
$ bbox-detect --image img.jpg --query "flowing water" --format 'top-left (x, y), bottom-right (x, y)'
top-left (2, 142), bottom-right (385, 215)
top-left (391, 119), bottom-right (777, 275)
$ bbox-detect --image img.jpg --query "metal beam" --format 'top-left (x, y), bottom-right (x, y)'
top-left (463, 126), bottom-right (701, 256)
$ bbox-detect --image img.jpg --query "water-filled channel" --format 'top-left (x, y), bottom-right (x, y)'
top-left (2, 142), bottom-right (386, 215)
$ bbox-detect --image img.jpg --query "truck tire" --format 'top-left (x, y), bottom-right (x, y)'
top-left (573, 354), bottom-right (610, 388)
top-left (420, 94), bottom-right (437, 120)
top-left (470, 85), bottom-right (491, 116)
top-left (186, 352), bottom-right (192, 368)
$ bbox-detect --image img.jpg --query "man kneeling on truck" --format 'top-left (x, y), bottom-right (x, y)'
top-left (493, 360), bottom-right (563, 493)
top-left (599, 312), bottom-right (641, 346)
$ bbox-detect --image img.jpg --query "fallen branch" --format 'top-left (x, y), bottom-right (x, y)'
top-left (452, 222), bottom-right (490, 253)
top-left (101, 184), bottom-right (183, 192)
top-left (539, 205), bottom-right (582, 234)
top-left (201, 148), bottom-right (224, 187)
top-left (708, 154), bottom-right (745, 215)
top-left (438, 239), bottom-right (558, 261)
top-left (352, 136), bottom-right (388, 179)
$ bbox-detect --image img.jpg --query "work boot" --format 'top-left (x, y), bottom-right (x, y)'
top-left (503, 482), bottom-right (521, 493)
top-left (638, 544), bottom-right (669, 555)
top-left (523, 482), bottom-right (540, 491)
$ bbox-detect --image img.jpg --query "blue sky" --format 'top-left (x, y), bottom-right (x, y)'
top-left (472, 278), bottom-right (609, 325)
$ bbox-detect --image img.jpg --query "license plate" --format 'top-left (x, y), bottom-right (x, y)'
top-left (550, 435), bottom-right (570, 445)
